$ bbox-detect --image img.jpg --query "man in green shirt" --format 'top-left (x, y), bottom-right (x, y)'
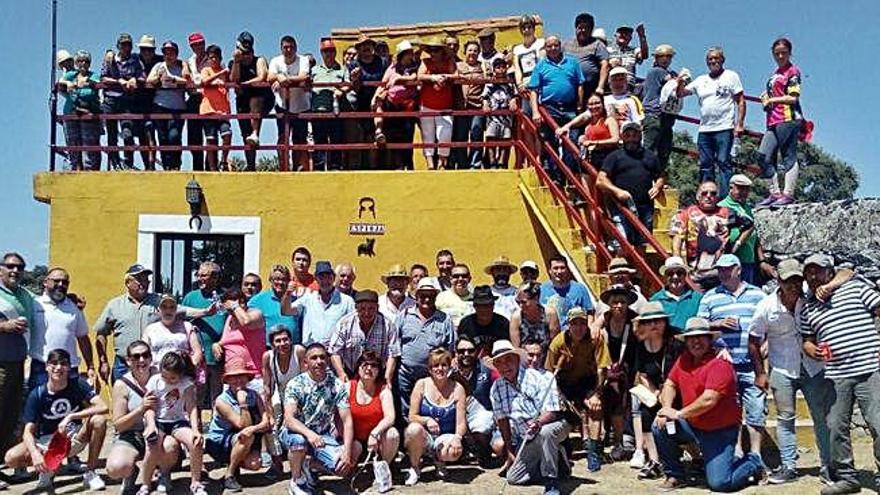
top-left (650, 256), bottom-right (702, 333)
top-left (311, 38), bottom-right (350, 171)
top-left (718, 174), bottom-right (773, 285)
top-left (181, 261), bottom-right (227, 410)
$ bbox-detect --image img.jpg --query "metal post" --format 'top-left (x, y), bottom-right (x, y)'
top-left (48, 0), bottom-right (58, 171)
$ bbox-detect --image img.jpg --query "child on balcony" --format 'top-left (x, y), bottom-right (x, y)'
top-left (200, 44), bottom-right (232, 171)
top-left (481, 58), bottom-right (518, 168)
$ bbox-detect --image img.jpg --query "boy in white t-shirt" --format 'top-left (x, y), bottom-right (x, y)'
top-left (141, 352), bottom-right (206, 495)
top-left (267, 35), bottom-right (311, 171)
top-left (677, 47), bottom-right (745, 197)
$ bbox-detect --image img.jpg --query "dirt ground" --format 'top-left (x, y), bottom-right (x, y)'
top-left (4, 434), bottom-right (878, 494)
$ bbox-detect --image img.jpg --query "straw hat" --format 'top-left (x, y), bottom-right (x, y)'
top-left (484, 255), bottom-right (517, 275)
top-left (674, 317), bottom-right (721, 341)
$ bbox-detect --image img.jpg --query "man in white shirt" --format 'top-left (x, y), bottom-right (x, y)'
top-left (378, 264), bottom-right (415, 327)
top-left (29, 268), bottom-right (95, 390)
top-left (677, 47), bottom-right (745, 198)
top-left (748, 259), bottom-right (833, 485)
top-left (268, 35), bottom-right (311, 171)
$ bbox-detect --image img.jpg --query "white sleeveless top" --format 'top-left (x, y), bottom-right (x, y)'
top-left (268, 351), bottom-right (299, 408)
top-left (142, 320), bottom-right (193, 366)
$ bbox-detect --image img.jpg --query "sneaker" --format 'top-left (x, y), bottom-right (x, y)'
top-left (190, 481), bottom-right (208, 495)
top-left (288, 478), bottom-right (311, 495)
top-left (245, 133), bottom-right (260, 146)
top-left (638, 460), bottom-right (663, 480)
top-left (83, 470), bottom-right (106, 491)
top-left (757, 193), bottom-right (782, 207)
top-left (586, 449), bottom-right (602, 472)
top-left (820, 480), bottom-right (862, 495)
top-left (135, 485), bottom-right (150, 495)
top-left (264, 465), bottom-right (283, 481)
top-left (0, 480), bottom-right (7, 491)
top-left (629, 449), bottom-right (645, 469)
top-left (223, 476), bottom-right (243, 493)
top-left (435, 461), bottom-right (448, 480)
top-left (543, 478), bottom-right (561, 495)
top-left (768, 467), bottom-right (798, 485)
top-left (659, 476), bottom-right (685, 492)
top-left (404, 467), bottom-right (420, 486)
top-left (35, 473), bottom-right (54, 493)
top-left (119, 465), bottom-right (140, 495)
top-left (156, 471), bottom-right (172, 494)
top-left (772, 194), bottom-right (795, 206)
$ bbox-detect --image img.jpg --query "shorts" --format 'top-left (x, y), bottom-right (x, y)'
top-left (203, 118), bottom-right (232, 139)
top-left (279, 430), bottom-right (342, 473)
top-left (206, 431), bottom-right (264, 464)
top-left (735, 369), bottom-right (768, 427)
top-left (36, 425), bottom-right (87, 457)
top-left (157, 420), bottom-right (191, 436)
top-left (601, 383), bottom-right (627, 417)
top-left (485, 120), bottom-right (512, 139)
top-left (426, 433), bottom-right (458, 456)
top-left (275, 108), bottom-right (308, 144)
top-left (113, 429), bottom-right (146, 457)
top-left (466, 396), bottom-right (495, 434)
top-left (559, 374), bottom-right (598, 408)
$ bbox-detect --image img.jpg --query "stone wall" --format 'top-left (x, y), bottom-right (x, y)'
top-left (755, 199), bottom-right (880, 280)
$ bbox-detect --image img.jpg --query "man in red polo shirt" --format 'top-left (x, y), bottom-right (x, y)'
top-left (651, 317), bottom-right (765, 492)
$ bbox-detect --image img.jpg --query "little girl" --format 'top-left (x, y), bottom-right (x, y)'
top-left (141, 352), bottom-right (206, 495)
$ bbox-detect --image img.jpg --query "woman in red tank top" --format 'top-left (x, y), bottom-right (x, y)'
top-left (556, 92), bottom-right (621, 171)
top-left (349, 351), bottom-right (399, 463)
top-left (417, 38), bottom-right (458, 169)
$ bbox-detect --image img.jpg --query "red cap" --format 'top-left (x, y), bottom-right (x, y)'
top-left (43, 432), bottom-right (71, 472)
top-left (188, 32), bottom-right (205, 45)
top-left (320, 39), bottom-right (336, 51)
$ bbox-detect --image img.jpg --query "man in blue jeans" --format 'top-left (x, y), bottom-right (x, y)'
top-left (527, 35), bottom-right (585, 185)
top-left (653, 317), bottom-right (765, 491)
top-left (677, 47), bottom-right (745, 198)
top-left (749, 259), bottom-right (850, 485)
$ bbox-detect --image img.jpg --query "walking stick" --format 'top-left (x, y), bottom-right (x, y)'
top-left (498, 354), bottom-right (568, 495)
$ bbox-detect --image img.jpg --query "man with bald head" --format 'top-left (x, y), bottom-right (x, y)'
top-left (335, 262), bottom-right (358, 298)
top-left (527, 34), bottom-right (585, 184)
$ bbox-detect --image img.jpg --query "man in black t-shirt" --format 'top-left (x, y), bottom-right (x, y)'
top-left (597, 122), bottom-right (665, 251)
top-left (457, 285), bottom-right (510, 357)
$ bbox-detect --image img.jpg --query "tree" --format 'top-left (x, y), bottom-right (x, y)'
top-left (20, 265), bottom-right (48, 294)
top-left (666, 131), bottom-right (859, 206)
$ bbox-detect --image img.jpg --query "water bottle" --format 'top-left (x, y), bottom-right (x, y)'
top-left (373, 459), bottom-right (393, 493)
top-left (267, 432), bottom-right (283, 457)
top-left (332, 97), bottom-right (340, 116)
top-left (730, 137), bottom-right (742, 159)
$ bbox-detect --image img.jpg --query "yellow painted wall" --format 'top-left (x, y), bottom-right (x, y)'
top-left (34, 170), bottom-right (546, 328)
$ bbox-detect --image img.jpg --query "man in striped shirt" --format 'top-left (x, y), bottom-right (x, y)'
top-left (800, 254), bottom-right (880, 495)
top-left (697, 254), bottom-right (767, 462)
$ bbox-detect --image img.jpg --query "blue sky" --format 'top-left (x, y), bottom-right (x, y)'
top-left (3, 0), bottom-right (878, 265)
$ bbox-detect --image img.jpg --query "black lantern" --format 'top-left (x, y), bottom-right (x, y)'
top-left (186, 178), bottom-right (203, 230)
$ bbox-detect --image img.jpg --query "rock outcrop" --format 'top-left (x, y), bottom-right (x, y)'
top-left (755, 199), bottom-right (880, 281)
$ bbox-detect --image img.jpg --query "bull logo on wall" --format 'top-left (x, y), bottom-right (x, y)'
top-left (350, 197), bottom-right (385, 257)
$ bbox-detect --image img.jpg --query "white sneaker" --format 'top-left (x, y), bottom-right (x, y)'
top-left (189, 481), bottom-right (208, 495)
top-left (629, 449), bottom-right (646, 469)
top-left (288, 478), bottom-right (311, 495)
top-left (83, 470), bottom-right (106, 491)
top-left (404, 467), bottom-right (420, 486)
top-left (435, 461), bottom-right (448, 479)
top-left (245, 133), bottom-right (260, 146)
top-left (155, 471), bottom-right (171, 494)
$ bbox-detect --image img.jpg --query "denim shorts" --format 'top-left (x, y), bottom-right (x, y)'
top-left (426, 433), bottom-right (457, 456)
top-left (206, 430), bottom-right (263, 464)
top-left (279, 429), bottom-right (342, 472)
top-left (157, 419), bottom-right (191, 436)
top-left (735, 369), bottom-right (768, 427)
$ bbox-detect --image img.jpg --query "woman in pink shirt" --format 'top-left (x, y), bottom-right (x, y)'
top-left (757, 38), bottom-right (804, 207)
top-left (213, 288), bottom-right (266, 390)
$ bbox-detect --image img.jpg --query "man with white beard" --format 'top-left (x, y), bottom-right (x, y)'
top-left (29, 267), bottom-right (96, 390)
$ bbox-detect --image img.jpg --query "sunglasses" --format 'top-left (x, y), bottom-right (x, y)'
top-left (451, 273), bottom-right (470, 279)
top-left (128, 351), bottom-right (152, 361)
top-left (699, 191), bottom-right (719, 197)
top-left (2, 263), bottom-right (25, 270)
top-left (47, 360), bottom-right (71, 367)
top-left (456, 347), bottom-right (476, 354)
top-left (359, 361), bottom-right (380, 369)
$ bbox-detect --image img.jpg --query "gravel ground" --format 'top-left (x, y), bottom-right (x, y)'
top-left (4, 434), bottom-right (877, 494)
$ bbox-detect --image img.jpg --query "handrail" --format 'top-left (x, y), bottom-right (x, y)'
top-left (516, 108), bottom-right (664, 291)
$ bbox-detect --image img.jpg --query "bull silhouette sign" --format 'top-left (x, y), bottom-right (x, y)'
top-left (349, 196), bottom-right (385, 257)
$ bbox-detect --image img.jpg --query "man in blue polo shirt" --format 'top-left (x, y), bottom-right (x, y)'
top-left (697, 254), bottom-right (766, 463)
top-left (527, 35), bottom-right (585, 184)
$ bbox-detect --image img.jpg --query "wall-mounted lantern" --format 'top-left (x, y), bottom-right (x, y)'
top-left (186, 178), bottom-right (203, 230)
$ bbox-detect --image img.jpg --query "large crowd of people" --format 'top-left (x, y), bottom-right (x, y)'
top-left (55, 10), bottom-right (808, 210)
top-left (1, 238), bottom-right (879, 495)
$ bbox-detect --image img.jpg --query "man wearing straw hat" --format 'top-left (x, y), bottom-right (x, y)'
top-left (650, 256), bottom-right (702, 334)
top-left (651, 317), bottom-right (765, 491)
top-left (378, 264), bottom-right (415, 327)
top-left (485, 256), bottom-right (519, 319)
top-left (489, 339), bottom-right (570, 495)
